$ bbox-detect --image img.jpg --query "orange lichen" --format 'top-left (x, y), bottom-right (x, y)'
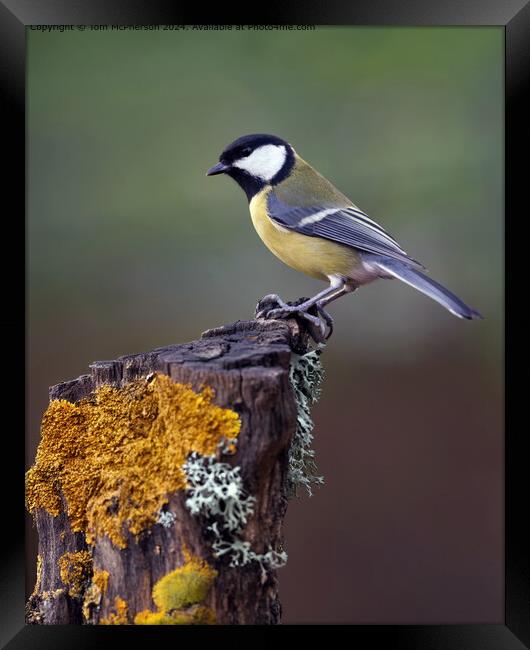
top-left (26, 374), bottom-right (241, 548)
top-left (134, 552), bottom-right (217, 625)
top-left (82, 569), bottom-right (110, 622)
top-left (100, 597), bottom-right (129, 625)
top-left (92, 569), bottom-right (109, 594)
top-left (32, 555), bottom-right (42, 597)
top-left (58, 551), bottom-right (93, 598)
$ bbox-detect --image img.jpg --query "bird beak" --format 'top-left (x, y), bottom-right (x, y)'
top-left (206, 162), bottom-right (229, 176)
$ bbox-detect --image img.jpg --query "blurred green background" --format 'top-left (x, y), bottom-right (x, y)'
top-left (27, 27), bottom-right (503, 623)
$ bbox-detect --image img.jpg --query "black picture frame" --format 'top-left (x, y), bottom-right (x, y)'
top-left (5, 1), bottom-right (526, 645)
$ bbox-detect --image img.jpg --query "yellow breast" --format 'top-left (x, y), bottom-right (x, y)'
top-left (249, 188), bottom-right (360, 281)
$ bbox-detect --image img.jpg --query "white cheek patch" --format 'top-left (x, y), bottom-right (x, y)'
top-left (233, 144), bottom-right (287, 181)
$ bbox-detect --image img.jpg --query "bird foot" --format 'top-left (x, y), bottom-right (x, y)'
top-left (316, 302), bottom-right (334, 340)
top-left (255, 294), bottom-right (333, 343)
top-left (255, 294), bottom-right (291, 317)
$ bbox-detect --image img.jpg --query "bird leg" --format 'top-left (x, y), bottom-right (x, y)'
top-left (314, 284), bottom-right (356, 339)
top-left (255, 294), bottom-right (324, 330)
top-left (255, 294), bottom-right (330, 343)
top-left (255, 278), bottom-right (354, 341)
top-left (315, 303), bottom-right (334, 340)
top-left (259, 278), bottom-right (345, 319)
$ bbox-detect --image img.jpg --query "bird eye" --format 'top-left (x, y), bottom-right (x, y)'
top-left (241, 147), bottom-right (252, 157)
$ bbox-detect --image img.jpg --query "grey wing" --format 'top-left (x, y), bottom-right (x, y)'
top-left (267, 191), bottom-right (425, 270)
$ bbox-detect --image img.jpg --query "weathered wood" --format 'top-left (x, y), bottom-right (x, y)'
top-left (26, 317), bottom-right (319, 625)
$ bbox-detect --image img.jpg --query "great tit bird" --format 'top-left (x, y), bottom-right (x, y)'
top-left (207, 133), bottom-right (482, 338)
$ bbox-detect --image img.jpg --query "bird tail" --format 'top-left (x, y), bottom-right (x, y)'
top-left (365, 255), bottom-right (483, 320)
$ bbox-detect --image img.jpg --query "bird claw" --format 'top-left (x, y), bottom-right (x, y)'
top-left (316, 303), bottom-right (334, 340)
top-left (255, 294), bottom-right (333, 343)
top-left (304, 304), bottom-right (334, 343)
top-left (255, 294), bottom-right (291, 319)
top-left (265, 306), bottom-right (306, 320)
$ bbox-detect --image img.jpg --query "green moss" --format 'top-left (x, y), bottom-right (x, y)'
top-left (134, 551), bottom-right (217, 625)
top-left (135, 605), bottom-right (215, 625)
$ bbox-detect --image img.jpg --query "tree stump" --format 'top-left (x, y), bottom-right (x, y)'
top-left (25, 317), bottom-right (324, 625)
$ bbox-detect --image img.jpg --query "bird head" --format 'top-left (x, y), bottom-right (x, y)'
top-left (207, 133), bottom-right (295, 199)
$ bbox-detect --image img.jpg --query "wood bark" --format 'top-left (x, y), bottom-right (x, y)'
top-left (26, 317), bottom-right (314, 625)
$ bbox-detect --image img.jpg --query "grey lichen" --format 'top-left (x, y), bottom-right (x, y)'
top-left (181, 347), bottom-right (325, 570)
top-left (183, 453), bottom-right (255, 533)
top-left (183, 451), bottom-right (286, 570)
top-left (156, 509), bottom-right (177, 529)
top-left (211, 538), bottom-right (287, 574)
top-left (288, 346), bottom-right (325, 496)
